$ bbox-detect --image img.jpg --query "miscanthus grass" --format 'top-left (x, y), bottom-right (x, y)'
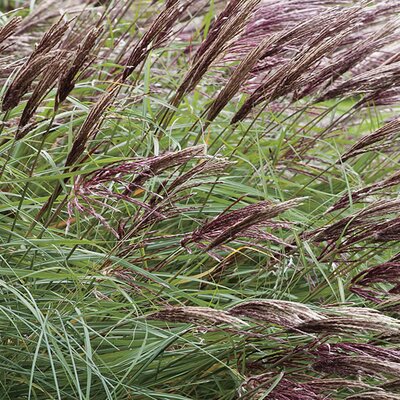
top-left (1, 0), bottom-right (400, 399)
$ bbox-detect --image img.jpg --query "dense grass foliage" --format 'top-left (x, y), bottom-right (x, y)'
top-left (1, 1), bottom-right (400, 399)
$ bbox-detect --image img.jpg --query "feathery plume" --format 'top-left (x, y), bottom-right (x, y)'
top-left (28, 17), bottom-right (69, 60)
top-left (229, 299), bottom-right (324, 328)
top-left (122, 1), bottom-right (186, 80)
top-left (17, 55), bottom-right (69, 133)
top-left (181, 198), bottom-right (300, 252)
top-left (2, 53), bottom-right (57, 112)
top-left (231, 6), bottom-right (362, 123)
top-left (0, 17), bottom-right (21, 47)
top-left (298, 307), bottom-right (400, 335)
top-left (350, 262), bottom-right (400, 302)
top-left (2, 17), bottom-right (69, 112)
top-left (65, 83), bottom-right (119, 168)
top-left (170, 0), bottom-right (260, 110)
top-left (193, 0), bottom-right (258, 63)
top-left (328, 171), bottom-right (400, 212)
top-left (313, 342), bottom-right (400, 379)
top-left (341, 117), bottom-right (400, 162)
top-left (122, 145), bottom-right (206, 195)
top-left (68, 146), bottom-right (228, 237)
top-left (56, 27), bottom-right (101, 105)
top-left (147, 306), bottom-right (247, 327)
top-left (205, 35), bottom-right (278, 125)
top-left (296, 22), bottom-right (398, 101)
top-left (318, 60), bottom-right (400, 103)
top-left (309, 199), bottom-right (400, 244)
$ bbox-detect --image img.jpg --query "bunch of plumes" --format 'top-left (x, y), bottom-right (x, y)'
top-left (203, 0), bottom-right (400, 124)
top-left (305, 199), bottom-right (400, 255)
top-left (227, 0), bottom-right (355, 58)
top-left (148, 299), bottom-right (400, 336)
top-left (340, 117), bottom-right (400, 162)
top-left (181, 198), bottom-right (300, 259)
top-left (59, 0), bottom-right (192, 163)
top-left (239, 370), bottom-right (400, 399)
top-left (0, 17), bottom-right (22, 76)
top-left (0, 0), bottom-right (102, 76)
top-left (239, 352), bottom-right (399, 400)
top-left (0, 0), bottom-right (147, 143)
top-left (230, 5), bottom-right (368, 123)
top-left (2, 17), bottom-right (69, 113)
top-left (62, 0), bottom-right (194, 171)
top-left (297, 306), bottom-right (400, 335)
top-left (114, 0), bottom-right (222, 76)
top-left (140, 302), bottom-right (400, 396)
top-left (0, 15), bottom-right (102, 138)
top-left (68, 145), bottom-right (230, 239)
top-left (0, 17), bottom-right (21, 49)
top-left (23, 0), bottom-right (203, 223)
top-left (167, 0), bottom-right (261, 116)
top-left (239, 342), bottom-right (400, 399)
top-left (14, 54), bottom-right (69, 138)
top-left (293, 21), bottom-right (398, 102)
top-left (242, 378), bottom-right (399, 399)
top-left (112, 0), bottom-right (260, 128)
top-left (328, 171), bottom-right (400, 213)
top-left (121, 0), bottom-right (190, 80)
top-left (312, 342), bottom-right (400, 380)
top-left (230, 300), bottom-right (400, 335)
top-left (350, 262), bottom-right (400, 304)
top-left (229, 299), bottom-right (324, 328)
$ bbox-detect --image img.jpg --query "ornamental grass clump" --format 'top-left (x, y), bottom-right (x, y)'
top-left (2, 1), bottom-right (400, 399)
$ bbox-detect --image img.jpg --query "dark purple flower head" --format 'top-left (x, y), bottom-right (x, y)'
top-left (181, 198), bottom-right (301, 255)
top-left (67, 146), bottom-right (229, 238)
